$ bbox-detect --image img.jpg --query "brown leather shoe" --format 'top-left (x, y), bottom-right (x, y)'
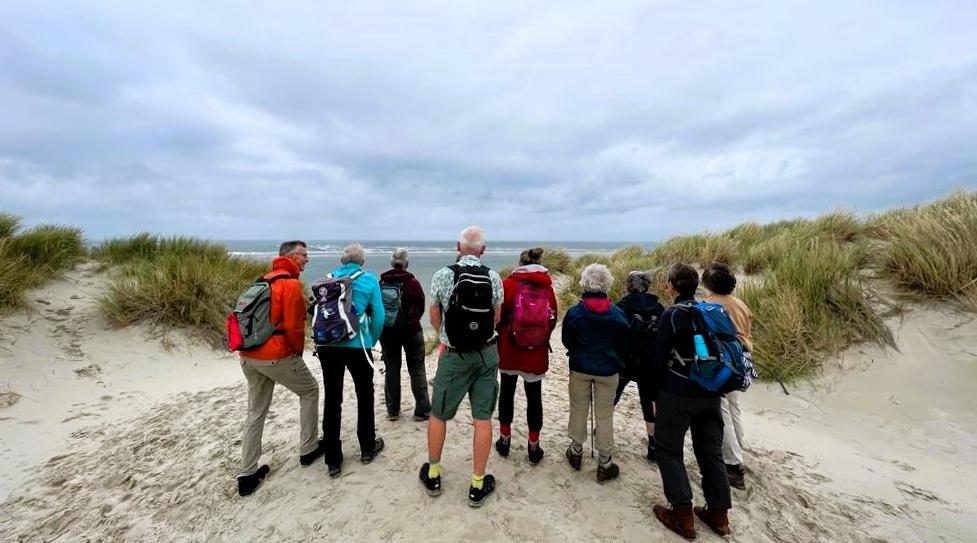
top-left (596, 462), bottom-right (619, 483)
top-left (694, 505), bottom-right (731, 536)
top-left (565, 446), bottom-right (582, 471)
top-left (653, 503), bottom-right (695, 540)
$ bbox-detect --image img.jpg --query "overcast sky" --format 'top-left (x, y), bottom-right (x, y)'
top-left (2, 1), bottom-right (976, 241)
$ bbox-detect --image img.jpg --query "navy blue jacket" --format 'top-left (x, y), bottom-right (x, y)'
top-left (561, 293), bottom-right (631, 377)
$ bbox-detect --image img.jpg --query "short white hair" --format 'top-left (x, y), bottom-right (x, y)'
top-left (459, 225), bottom-right (486, 253)
top-left (579, 263), bottom-right (614, 293)
top-left (391, 248), bottom-right (409, 269)
top-left (340, 243), bottom-right (365, 265)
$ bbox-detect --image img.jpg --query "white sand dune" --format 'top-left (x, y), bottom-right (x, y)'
top-left (1, 265), bottom-right (975, 542)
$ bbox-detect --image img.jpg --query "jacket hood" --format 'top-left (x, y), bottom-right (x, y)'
top-left (270, 256), bottom-right (301, 278)
top-left (330, 262), bottom-right (365, 278)
top-left (581, 292), bottom-right (612, 314)
top-left (381, 268), bottom-right (415, 283)
top-left (509, 266), bottom-right (552, 286)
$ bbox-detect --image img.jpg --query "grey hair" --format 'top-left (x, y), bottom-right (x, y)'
top-left (278, 240), bottom-right (307, 256)
top-left (579, 263), bottom-right (614, 293)
top-left (626, 271), bottom-right (651, 293)
top-left (391, 248), bottom-right (409, 269)
top-left (459, 225), bottom-right (486, 253)
top-left (340, 243), bottom-right (365, 265)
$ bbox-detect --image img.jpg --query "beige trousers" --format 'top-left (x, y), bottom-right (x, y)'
top-left (567, 370), bottom-right (619, 458)
top-left (721, 390), bottom-right (744, 466)
top-left (240, 355), bottom-right (320, 476)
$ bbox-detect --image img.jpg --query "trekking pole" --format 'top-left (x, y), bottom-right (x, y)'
top-left (590, 385), bottom-right (596, 459)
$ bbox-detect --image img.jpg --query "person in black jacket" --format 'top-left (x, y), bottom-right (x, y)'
top-left (379, 248), bottom-right (430, 421)
top-left (651, 263), bottom-right (732, 540)
top-left (614, 271), bottom-right (664, 464)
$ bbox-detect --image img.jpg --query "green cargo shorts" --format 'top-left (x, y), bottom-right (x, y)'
top-left (431, 344), bottom-right (499, 421)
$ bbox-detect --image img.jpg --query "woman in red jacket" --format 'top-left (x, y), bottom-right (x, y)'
top-left (495, 247), bottom-right (558, 464)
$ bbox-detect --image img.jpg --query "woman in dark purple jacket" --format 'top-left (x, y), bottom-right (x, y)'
top-left (379, 248), bottom-right (430, 421)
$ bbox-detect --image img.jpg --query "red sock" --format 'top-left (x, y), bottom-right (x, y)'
top-left (528, 431), bottom-right (540, 443)
top-left (500, 424), bottom-right (511, 438)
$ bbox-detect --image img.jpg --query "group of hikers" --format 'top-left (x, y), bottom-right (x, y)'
top-left (228, 226), bottom-right (754, 540)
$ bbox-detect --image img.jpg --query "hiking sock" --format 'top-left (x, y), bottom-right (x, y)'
top-left (528, 431), bottom-right (540, 444)
top-left (570, 441), bottom-right (583, 455)
top-left (528, 439), bottom-right (539, 450)
top-left (471, 474), bottom-right (485, 490)
top-left (428, 462), bottom-right (441, 479)
top-left (598, 452), bottom-right (612, 467)
top-left (500, 424), bottom-right (511, 439)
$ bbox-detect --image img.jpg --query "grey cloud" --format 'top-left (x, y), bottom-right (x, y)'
top-left (1, 1), bottom-right (977, 241)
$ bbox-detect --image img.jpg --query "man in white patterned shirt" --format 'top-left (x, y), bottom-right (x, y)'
top-left (418, 226), bottom-right (504, 508)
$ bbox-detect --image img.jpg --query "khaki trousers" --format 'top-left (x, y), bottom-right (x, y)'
top-left (240, 355), bottom-right (320, 476)
top-left (567, 370), bottom-right (619, 457)
top-left (721, 390), bottom-right (744, 465)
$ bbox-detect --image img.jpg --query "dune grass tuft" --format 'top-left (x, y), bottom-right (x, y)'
top-left (0, 217), bottom-right (85, 310)
top-left (99, 248), bottom-right (269, 348)
top-left (90, 234), bottom-right (229, 265)
top-left (871, 191), bottom-right (977, 308)
top-left (0, 213), bottom-right (21, 239)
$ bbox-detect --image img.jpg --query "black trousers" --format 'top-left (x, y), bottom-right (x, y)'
top-left (614, 364), bottom-right (656, 423)
top-left (380, 330), bottom-right (431, 418)
top-left (317, 346), bottom-right (376, 466)
top-left (655, 390), bottom-right (732, 509)
top-left (497, 373), bottom-right (543, 434)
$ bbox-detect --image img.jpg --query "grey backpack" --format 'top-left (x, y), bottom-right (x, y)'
top-left (226, 273), bottom-right (289, 351)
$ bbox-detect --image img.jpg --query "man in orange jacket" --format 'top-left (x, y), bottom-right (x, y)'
top-left (237, 240), bottom-right (323, 496)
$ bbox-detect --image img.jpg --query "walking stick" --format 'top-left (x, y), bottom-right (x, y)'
top-left (590, 385), bottom-right (596, 459)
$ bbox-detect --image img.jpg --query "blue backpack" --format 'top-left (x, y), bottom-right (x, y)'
top-left (680, 302), bottom-right (756, 393)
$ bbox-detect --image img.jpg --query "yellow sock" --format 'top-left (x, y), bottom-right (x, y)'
top-left (428, 463), bottom-right (441, 478)
top-left (471, 474), bottom-right (484, 490)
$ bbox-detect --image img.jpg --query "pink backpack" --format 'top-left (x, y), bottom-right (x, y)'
top-left (510, 280), bottom-right (552, 350)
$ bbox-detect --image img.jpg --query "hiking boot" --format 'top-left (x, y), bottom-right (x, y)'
top-left (596, 462), bottom-right (620, 483)
top-left (468, 474), bottom-right (496, 508)
top-left (727, 464), bottom-right (746, 490)
top-left (646, 437), bottom-right (657, 464)
top-left (653, 503), bottom-right (696, 541)
top-left (495, 437), bottom-right (510, 457)
top-left (565, 446), bottom-right (582, 471)
top-left (694, 505), bottom-right (732, 536)
top-left (527, 443), bottom-right (544, 465)
top-left (418, 463), bottom-right (442, 497)
top-left (327, 463), bottom-right (342, 478)
top-left (387, 413), bottom-right (400, 421)
top-left (237, 465), bottom-right (270, 497)
top-left (361, 437), bottom-right (385, 464)
top-left (412, 413), bottom-right (430, 422)
top-left (299, 439), bottom-right (326, 466)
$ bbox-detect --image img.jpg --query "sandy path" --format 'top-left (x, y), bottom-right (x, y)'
top-left (1, 268), bottom-right (975, 541)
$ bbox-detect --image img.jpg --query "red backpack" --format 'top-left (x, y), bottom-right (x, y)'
top-left (510, 280), bottom-right (552, 350)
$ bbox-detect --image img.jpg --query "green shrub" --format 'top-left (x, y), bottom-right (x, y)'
top-left (99, 251), bottom-right (268, 348)
top-left (0, 213), bottom-right (20, 239)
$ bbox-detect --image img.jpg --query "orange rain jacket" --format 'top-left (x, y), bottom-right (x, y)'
top-left (241, 256), bottom-right (306, 360)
